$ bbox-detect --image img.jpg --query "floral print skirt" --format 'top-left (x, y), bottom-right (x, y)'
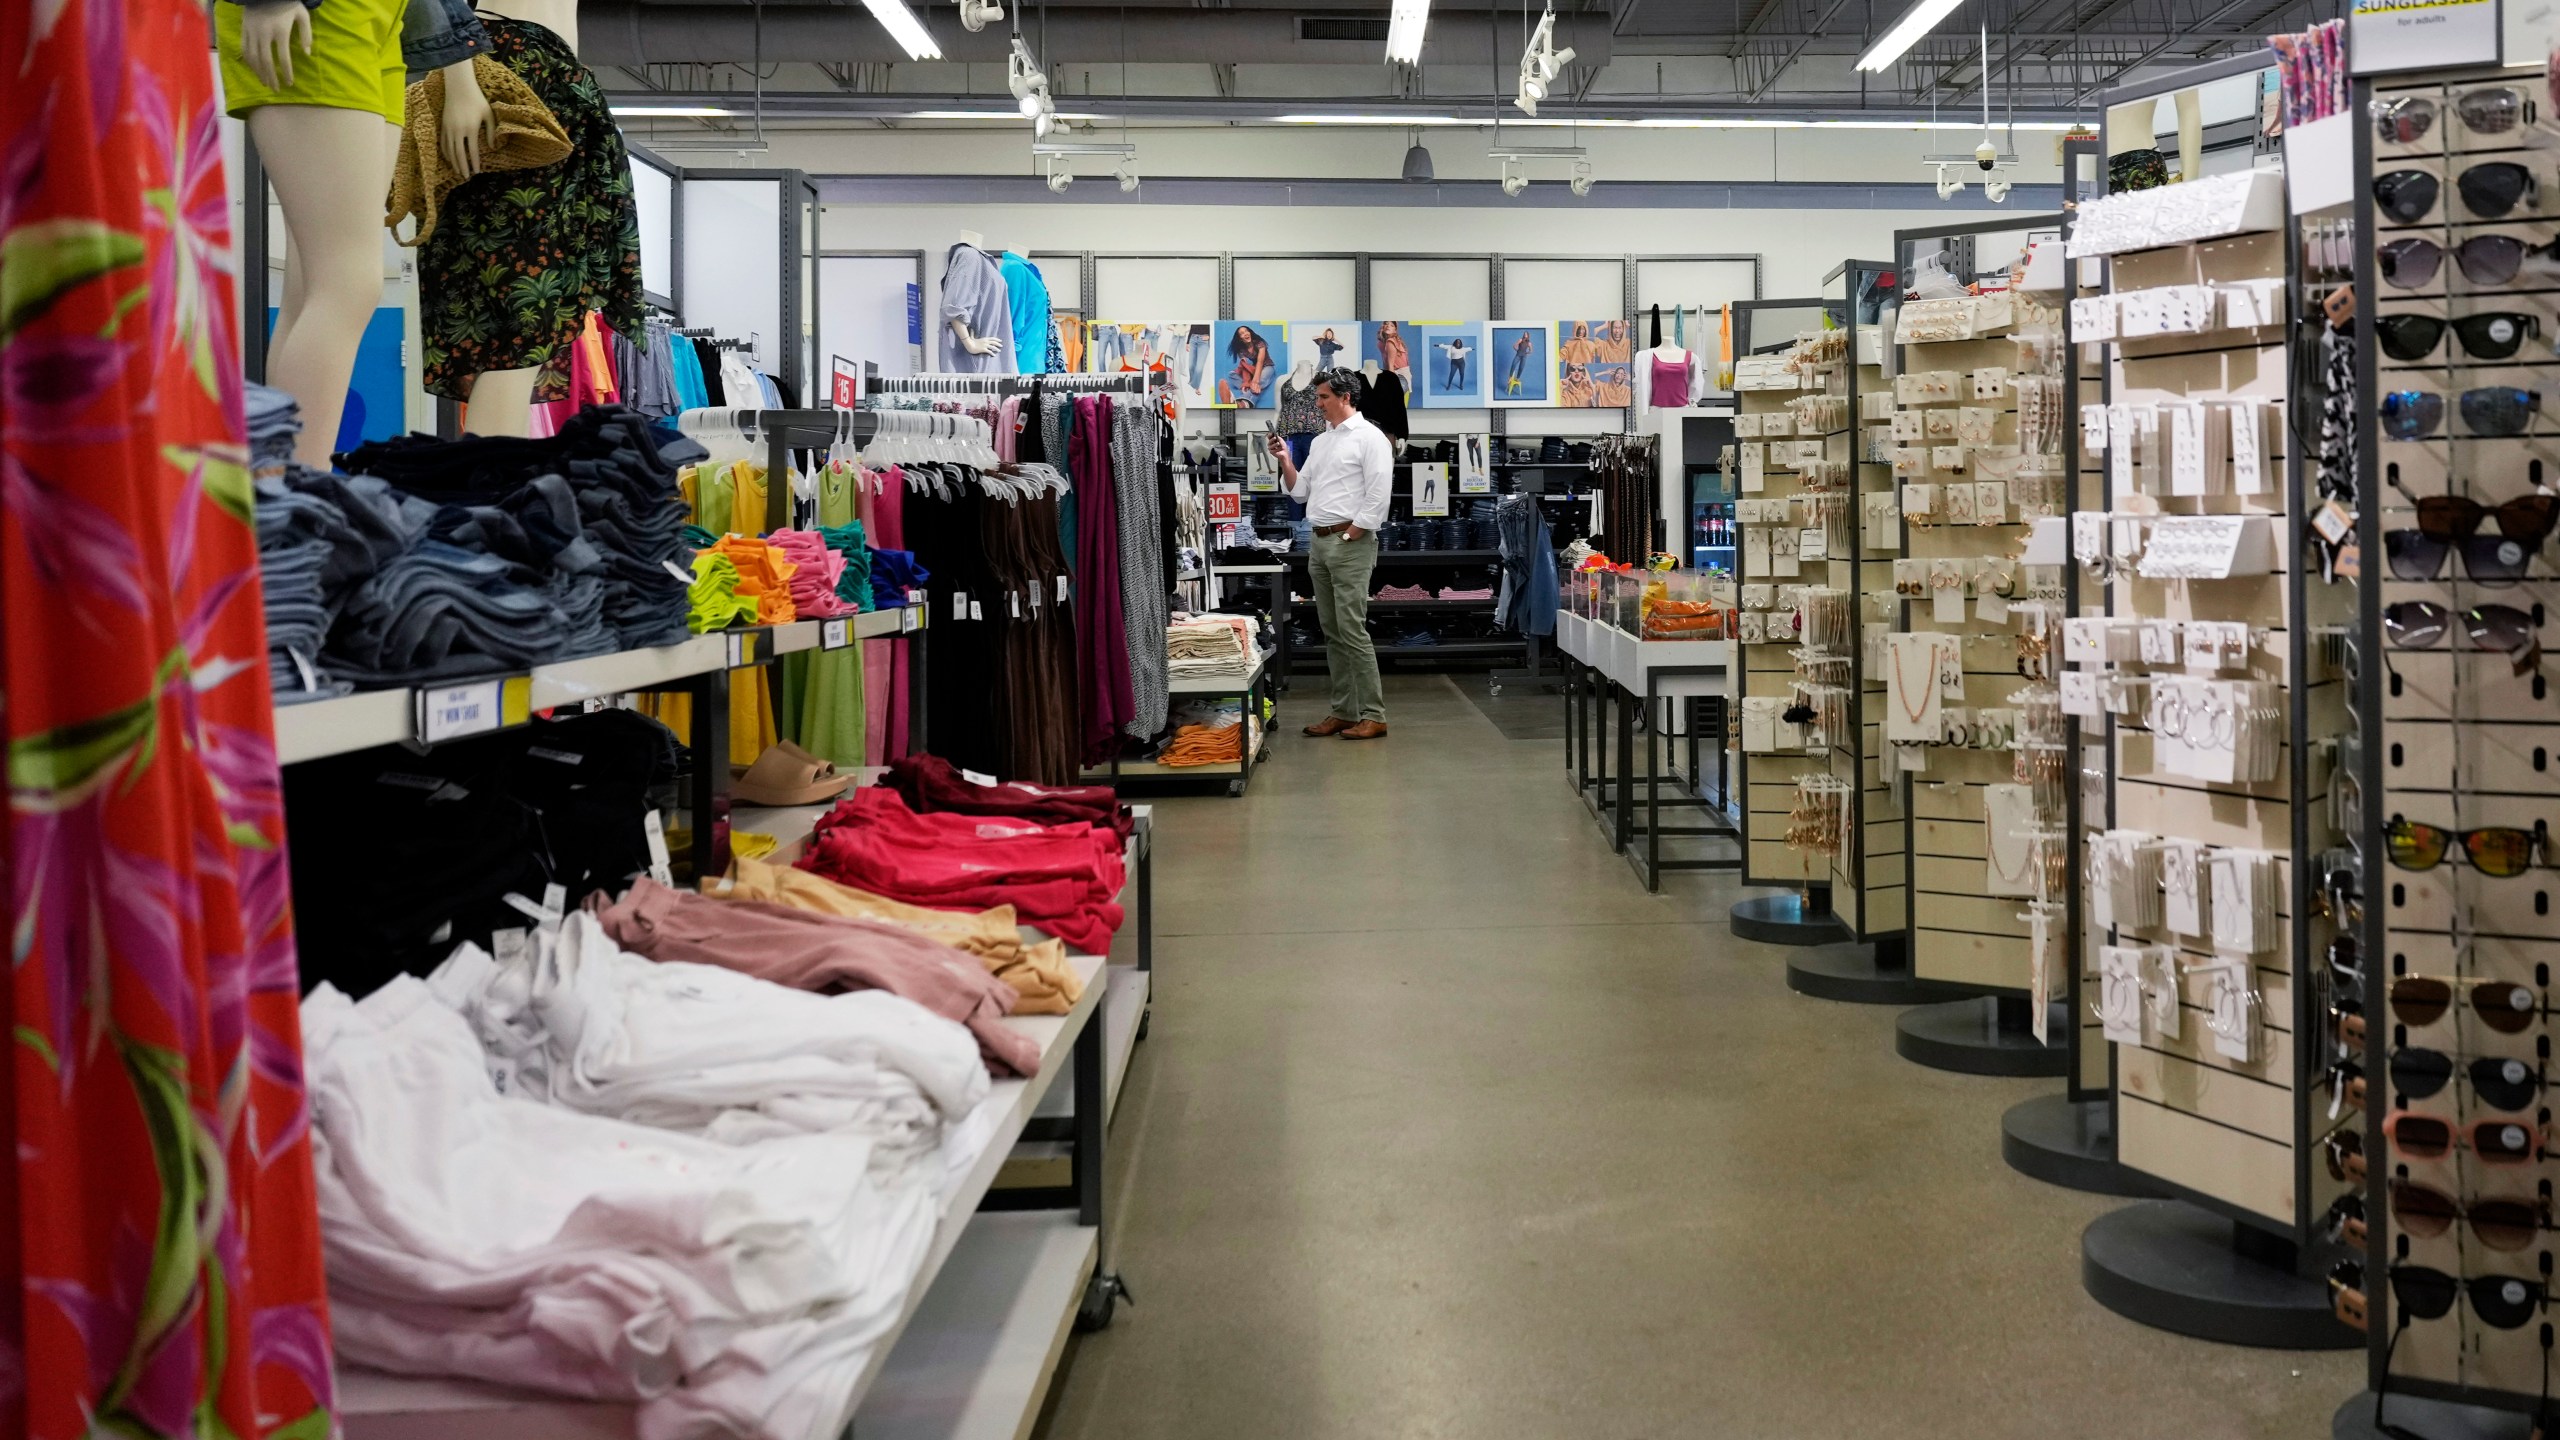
top-left (420, 17), bottom-right (641, 402)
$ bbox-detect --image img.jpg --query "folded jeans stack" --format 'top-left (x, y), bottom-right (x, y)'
top-left (339, 405), bottom-right (701, 655)
top-left (798, 786), bottom-right (1126, 958)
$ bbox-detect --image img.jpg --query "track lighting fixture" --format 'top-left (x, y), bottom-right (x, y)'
top-left (1117, 157), bottom-right (1138, 192)
top-left (1982, 177), bottom-right (2011, 203)
top-left (956, 0), bottom-right (1002, 31)
top-left (1514, 6), bottom-right (1574, 117)
top-left (1008, 38), bottom-right (1050, 119)
top-left (1934, 166), bottom-right (1965, 201)
top-left (1501, 162), bottom-right (1526, 197)
top-left (1569, 160), bottom-right (1592, 196)
top-left (1046, 160), bottom-right (1072, 193)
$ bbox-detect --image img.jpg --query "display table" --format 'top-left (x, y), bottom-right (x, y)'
top-left (1553, 608), bottom-right (1737, 889)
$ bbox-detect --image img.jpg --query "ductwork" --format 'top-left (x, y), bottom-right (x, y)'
top-left (582, 3), bottom-right (1615, 70)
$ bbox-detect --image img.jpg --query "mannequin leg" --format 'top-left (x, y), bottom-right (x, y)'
top-left (2175, 90), bottom-right (2204, 184)
top-left (250, 105), bottom-right (398, 468)
top-left (464, 367), bottom-right (543, 437)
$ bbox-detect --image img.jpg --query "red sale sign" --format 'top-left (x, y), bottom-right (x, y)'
top-left (1206, 483), bottom-right (1242, 522)
top-left (830, 356), bottom-right (859, 409)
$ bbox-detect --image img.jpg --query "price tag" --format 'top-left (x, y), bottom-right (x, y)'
top-left (491, 928), bottom-right (529, 966)
top-left (969, 598), bottom-right (984, 622)
top-left (540, 883), bottom-right (567, 938)
top-left (951, 591), bottom-right (968, 621)
top-left (1008, 592), bottom-right (1022, 619)
top-left (1056, 575), bottom-right (1068, 602)
top-left (727, 632), bottom-right (746, 668)
top-left (821, 619), bottom-right (850, 649)
top-left (641, 809), bottom-right (674, 885)
top-left (908, 588), bottom-right (925, 606)
top-left (417, 677), bottom-right (524, 745)
top-left (900, 606), bottom-right (921, 633)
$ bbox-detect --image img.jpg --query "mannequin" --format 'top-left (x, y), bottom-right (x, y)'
top-left (412, 0), bottom-right (637, 436)
top-left (1639, 302), bottom-right (1700, 412)
top-left (2103, 90), bottom-right (2200, 191)
top-left (938, 230), bottom-right (1016, 372)
top-left (946, 228), bottom-right (1003, 361)
top-left (223, 0), bottom-right (491, 465)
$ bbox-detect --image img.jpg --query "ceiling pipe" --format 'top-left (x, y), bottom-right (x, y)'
top-left (582, 3), bottom-right (1615, 67)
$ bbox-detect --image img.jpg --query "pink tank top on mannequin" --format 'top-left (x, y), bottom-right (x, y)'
top-left (1647, 353), bottom-right (1691, 407)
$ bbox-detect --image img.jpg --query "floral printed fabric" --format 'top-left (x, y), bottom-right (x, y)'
top-left (419, 16), bottom-right (641, 402)
top-left (1, 0), bottom-right (334, 1436)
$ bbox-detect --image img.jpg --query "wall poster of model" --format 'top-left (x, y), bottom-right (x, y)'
top-left (1556, 318), bottom-right (1634, 407)
top-left (1414, 323), bottom-right (1488, 407)
top-left (1490, 324), bottom-right (1552, 405)
top-left (1212, 320), bottom-right (1286, 408)
top-left (1082, 321), bottom-right (1217, 408)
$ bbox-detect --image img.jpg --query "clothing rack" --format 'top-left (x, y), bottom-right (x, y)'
top-left (679, 407), bottom-right (995, 532)
top-left (867, 370), bottom-right (1160, 397)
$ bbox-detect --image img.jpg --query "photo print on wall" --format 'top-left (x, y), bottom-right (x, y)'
top-left (1556, 318), bottom-right (1634, 408)
top-left (1491, 324), bottom-right (1551, 405)
top-left (1214, 320), bottom-right (1286, 408)
top-left (1415, 323), bottom-right (1488, 407)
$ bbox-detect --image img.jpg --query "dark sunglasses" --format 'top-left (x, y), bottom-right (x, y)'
top-left (2394, 1266), bottom-right (2547, 1329)
top-left (2389, 973), bottom-right (2541, 1034)
top-left (2389, 1178), bottom-right (2549, 1250)
top-left (2387, 467), bottom-right (2560, 540)
top-left (2387, 1109), bottom-right (2543, 1163)
top-left (2382, 600), bottom-right (2540, 661)
top-left (2375, 169), bottom-right (2440, 223)
top-left (2388, 1048), bottom-right (2548, 1110)
top-left (2323, 1192), bottom-right (2370, 1247)
top-left (2384, 816), bottom-right (2548, 879)
top-left (2380, 234), bottom-right (2556, 289)
top-left (2385, 529), bottom-right (2537, 584)
top-left (2379, 387), bottom-right (2542, 438)
top-left (2325, 1124), bottom-right (2366, 1182)
top-left (2373, 88), bottom-right (2541, 143)
top-left (2460, 162), bottom-right (2541, 218)
top-left (2375, 311), bottom-right (2542, 362)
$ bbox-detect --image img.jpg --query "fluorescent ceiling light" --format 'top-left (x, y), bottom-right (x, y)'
top-left (1856, 0), bottom-right (1966, 72)
top-left (860, 0), bottom-right (943, 60)
top-left (1272, 113), bottom-right (2076, 131)
top-left (908, 109), bottom-right (1106, 120)
top-left (1385, 0), bottom-right (1431, 64)
top-left (612, 105), bottom-right (737, 117)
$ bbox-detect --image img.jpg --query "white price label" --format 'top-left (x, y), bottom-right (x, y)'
top-left (641, 809), bottom-right (674, 885)
top-left (726, 633), bottom-right (746, 668)
top-left (951, 591), bottom-right (967, 621)
top-left (908, 588), bottom-right (925, 606)
top-left (900, 606), bottom-right (920, 633)
top-left (1056, 575), bottom-right (1068, 602)
top-left (821, 619), bottom-right (850, 649)
top-left (970, 598), bottom-right (983, 621)
top-left (419, 679), bottom-right (507, 744)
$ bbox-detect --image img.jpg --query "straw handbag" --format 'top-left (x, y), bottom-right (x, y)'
top-left (385, 54), bottom-right (571, 247)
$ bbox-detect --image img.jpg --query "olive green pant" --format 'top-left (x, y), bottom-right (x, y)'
top-left (1307, 531), bottom-right (1384, 723)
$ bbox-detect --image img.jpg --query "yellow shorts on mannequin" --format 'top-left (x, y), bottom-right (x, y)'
top-left (215, 0), bottom-right (407, 125)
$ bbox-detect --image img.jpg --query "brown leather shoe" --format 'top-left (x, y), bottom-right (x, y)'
top-left (1302, 716), bottom-right (1353, 737)
top-left (1338, 720), bottom-right (1389, 740)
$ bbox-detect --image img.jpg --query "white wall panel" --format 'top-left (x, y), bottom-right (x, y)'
top-left (1371, 258), bottom-right (1489, 318)
top-left (631, 158), bottom-right (674, 300)
top-left (1233, 258), bottom-right (1355, 317)
top-left (820, 255), bottom-right (923, 381)
top-left (1095, 256), bottom-right (1218, 318)
top-left (683, 179), bottom-right (782, 372)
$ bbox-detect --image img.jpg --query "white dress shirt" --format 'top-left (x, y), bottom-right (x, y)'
top-left (1284, 410), bottom-right (1394, 532)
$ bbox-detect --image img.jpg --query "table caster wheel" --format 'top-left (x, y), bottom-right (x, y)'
top-left (1226, 779), bottom-right (1245, 797)
top-left (1136, 1008), bottom-right (1151, 1042)
top-left (1076, 1272), bottom-right (1131, 1333)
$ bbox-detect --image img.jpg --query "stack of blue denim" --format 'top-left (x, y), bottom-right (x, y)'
top-left (338, 406), bottom-right (702, 654)
top-left (247, 384), bottom-right (351, 704)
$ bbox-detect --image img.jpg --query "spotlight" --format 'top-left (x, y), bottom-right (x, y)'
top-left (1501, 162), bottom-right (1526, 197)
top-left (1569, 160), bottom-right (1592, 196)
top-left (1934, 166), bottom-right (1965, 201)
top-left (1117, 158), bottom-right (1138, 192)
top-left (956, 0), bottom-right (1001, 30)
top-left (1983, 177), bottom-right (2011, 203)
top-left (1514, 7), bottom-right (1572, 116)
top-left (1032, 108), bottom-right (1059, 139)
top-left (1008, 39), bottom-right (1049, 118)
top-left (1047, 164), bottom-right (1073, 193)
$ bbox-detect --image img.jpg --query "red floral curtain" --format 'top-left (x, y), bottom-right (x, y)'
top-left (0, 0), bottom-right (334, 1436)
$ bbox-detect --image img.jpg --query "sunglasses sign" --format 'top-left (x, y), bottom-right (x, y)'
top-left (2349, 0), bottom-right (2498, 73)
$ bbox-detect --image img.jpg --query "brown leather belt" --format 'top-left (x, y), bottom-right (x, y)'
top-left (1313, 522), bottom-right (1353, 537)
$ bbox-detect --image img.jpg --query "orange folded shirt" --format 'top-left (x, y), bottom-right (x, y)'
top-left (708, 535), bottom-right (799, 625)
top-left (705, 854), bottom-right (1085, 1014)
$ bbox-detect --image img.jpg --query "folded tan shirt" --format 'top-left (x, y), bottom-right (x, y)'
top-left (708, 856), bottom-right (1085, 1015)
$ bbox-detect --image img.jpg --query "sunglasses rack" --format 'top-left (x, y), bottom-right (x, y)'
top-left (2352, 58), bottom-right (2560, 1434)
top-left (1875, 212), bottom-right (2081, 1077)
top-left (1731, 268), bottom-right (1915, 977)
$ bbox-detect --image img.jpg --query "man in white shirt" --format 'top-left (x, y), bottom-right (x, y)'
top-left (1269, 368), bottom-right (1394, 738)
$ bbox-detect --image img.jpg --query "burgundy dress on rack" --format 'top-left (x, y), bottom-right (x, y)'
top-left (1073, 395), bottom-right (1134, 762)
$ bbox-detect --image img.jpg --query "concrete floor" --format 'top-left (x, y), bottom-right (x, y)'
top-left (1040, 673), bottom-right (2358, 1440)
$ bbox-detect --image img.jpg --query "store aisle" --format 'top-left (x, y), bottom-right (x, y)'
top-left (1043, 674), bottom-right (2352, 1440)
